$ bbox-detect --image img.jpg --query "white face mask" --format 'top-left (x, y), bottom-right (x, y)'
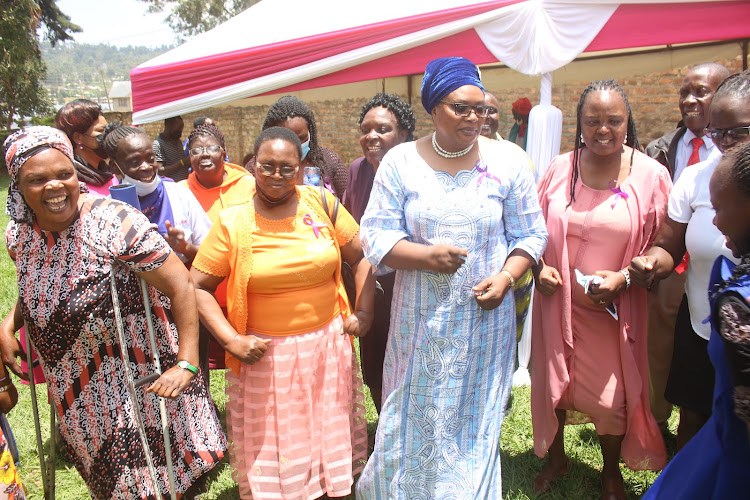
top-left (122, 173), bottom-right (161, 196)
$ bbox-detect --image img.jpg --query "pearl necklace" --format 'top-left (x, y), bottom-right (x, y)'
top-left (432, 132), bottom-right (474, 158)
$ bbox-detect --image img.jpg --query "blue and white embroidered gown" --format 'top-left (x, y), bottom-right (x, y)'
top-left (356, 139), bottom-right (547, 499)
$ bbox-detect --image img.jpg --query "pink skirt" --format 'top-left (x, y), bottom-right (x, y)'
top-left (226, 315), bottom-right (368, 500)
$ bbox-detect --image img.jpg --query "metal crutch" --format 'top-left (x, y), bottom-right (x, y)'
top-left (109, 264), bottom-right (177, 500)
top-left (23, 322), bottom-right (55, 499)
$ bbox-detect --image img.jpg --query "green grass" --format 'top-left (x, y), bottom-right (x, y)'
top-left (0, 174), bottom-right (674, 498)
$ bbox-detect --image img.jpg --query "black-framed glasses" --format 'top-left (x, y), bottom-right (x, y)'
top-left (189, 145), bottom-right (222, 156)
top-left (258, 164), bottom-right (298, 178)
top-left (705, 125), bottom-right (750, 142)
top-left (439, 101), bottom-right (490, 118)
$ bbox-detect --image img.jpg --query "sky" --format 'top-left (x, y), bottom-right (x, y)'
top-left (57, 0), bottom-right (177, 48)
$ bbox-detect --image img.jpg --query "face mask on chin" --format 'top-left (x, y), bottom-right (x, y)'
top-left (121, 173), bottom-right (161, 196)
top-left (300, 139), bottom-right (311, 161)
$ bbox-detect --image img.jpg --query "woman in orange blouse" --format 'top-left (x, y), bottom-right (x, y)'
top-left (190, 126), bottom-right (374, 500)
top-left (180, 124), bottom-right (254, 378)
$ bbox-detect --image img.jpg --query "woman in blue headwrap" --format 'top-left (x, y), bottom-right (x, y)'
top-left (356, 57), bottom-right (547, 498)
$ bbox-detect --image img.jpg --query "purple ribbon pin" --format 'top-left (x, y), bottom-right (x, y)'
top-left (608, 180), bottom-right (629, 208)
top-left (476, 164), bottom-right (502, 187)
top-left (303, 214), bottom-right (327, 238)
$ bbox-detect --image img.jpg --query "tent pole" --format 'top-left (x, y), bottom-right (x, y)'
top-left (742, 39), bottom-right (748, 71)
top-left (407, 74), bottom-right (413, 107)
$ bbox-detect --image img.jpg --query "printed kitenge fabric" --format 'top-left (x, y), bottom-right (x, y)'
top-left (6, 195), bottom-right (226, 499)
top-left (357, 139), bottom-right (547, 498)
top-left (0, 426), bottom-right (25, 499)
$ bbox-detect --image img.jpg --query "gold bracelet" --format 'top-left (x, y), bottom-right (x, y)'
top-left (500, 269), bottom-right (515, 288)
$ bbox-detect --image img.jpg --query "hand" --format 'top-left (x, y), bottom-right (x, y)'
top-left (426, 244), bottom-right (468, 274)
top-left (0, 327), bottom-right (27, 382)
top-left (472, 273), bottom-right (512, 310)
top-left (629, 255), bottom-right (658, 289)
top-left (587, 270), bottom-right (627, 308)
top-left (146, 365), bottom-right (195, 399)
top-left (343, 311), bottom-right (374, 337)
top-left (227, 334), bottom-right (271, 365)
top-left (0, 384), bottom-right (18, 414)
top-left (535, 264), bottom-right (563, 296)
top-left (164, 221), bottom-right (188, 254)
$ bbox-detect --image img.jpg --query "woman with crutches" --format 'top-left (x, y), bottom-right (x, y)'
top-left (0, 126), bottom-right (226, 499)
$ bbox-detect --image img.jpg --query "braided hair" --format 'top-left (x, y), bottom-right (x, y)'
top-left (713, 142), bottom-right (750, 286)
top-left (262, 96), bottom-right (323, 169)
top-left (254, 126), bottom-right (302, 158)
top-left (358, 93), bottom-right (417, 141)
top-left (568, 79), bottom-right (641, 204)
top-left (712, 69), bottom-right (750, 102)
top-left (187, 124), bottom-right (226, 151)
top-left (100, 122), bottom-right (148, 159)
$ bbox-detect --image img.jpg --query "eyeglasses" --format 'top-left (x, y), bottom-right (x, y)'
top-left (188, 145), bottom-right (222, 156)
top-left (258, 164), bottom-right (298, 178)
top-left (440, 101), bottom-right (490, 118)
top-left (705, 125), bottom-right (750, 142)
top-left (485, 106), bottom-right (498, 115)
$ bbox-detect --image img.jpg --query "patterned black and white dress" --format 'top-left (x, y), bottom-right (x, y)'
top-left (6, 194), bottom-right (226, 499)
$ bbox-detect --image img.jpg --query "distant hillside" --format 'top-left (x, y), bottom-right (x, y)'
top-left (41, 42), bottom-right (172, 108)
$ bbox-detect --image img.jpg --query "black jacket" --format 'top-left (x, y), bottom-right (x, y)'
top-left (645, 127), bottom-right (687, 180)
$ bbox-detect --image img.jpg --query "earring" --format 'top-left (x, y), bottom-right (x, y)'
top-left (624, 133), bottom-right (628, 142)
top-left (580, 135), bottom-right (585, 144)
top-left (77, 143), bottom-right (83, 150)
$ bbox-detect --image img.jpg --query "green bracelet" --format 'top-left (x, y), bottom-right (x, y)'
top-left (176, 360), bottom-right (198, 375)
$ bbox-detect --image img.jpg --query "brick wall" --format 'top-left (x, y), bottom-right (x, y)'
top-left (106, 53), bottom-right (745, 169)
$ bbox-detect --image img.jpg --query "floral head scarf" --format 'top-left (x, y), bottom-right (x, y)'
top-left (3, 126), bottom-right (81, 224)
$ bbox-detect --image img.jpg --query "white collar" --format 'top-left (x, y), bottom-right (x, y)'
top-left (681, 128), bottom-right (714, 151)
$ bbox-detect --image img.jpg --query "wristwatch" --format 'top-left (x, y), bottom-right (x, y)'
top-left (177, 360), bottom-right (198, 375)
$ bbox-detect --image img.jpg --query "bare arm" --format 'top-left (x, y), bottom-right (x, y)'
top-left (0, 299), bottom-right (27, 381)
top-left (630, 217), bottom-right (687, 288)
top-left (158, 157), bottom-right (189, 178)
top-left (189, 268), bottom-right (270, 364)
top-left (473, 249), bottom-right (536, 310)
top-left (340, 232), bottom-right (375, 337)
top-left (136, 253), bottom-right (199, 398)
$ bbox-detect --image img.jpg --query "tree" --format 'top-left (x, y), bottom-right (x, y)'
top-left (0, 0), bottom-right (80, 129)
top-left (139, 0), bottom-right (261, 39)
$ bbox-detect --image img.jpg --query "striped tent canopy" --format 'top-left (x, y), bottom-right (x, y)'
top-left (131, 0), bottom-right (750, 123)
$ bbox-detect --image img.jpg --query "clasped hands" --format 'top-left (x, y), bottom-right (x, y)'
top-left (534, 264), bottom-right (627, 308)
top-left (427, 244), bottom-right (510, 311)
top-left (628, 255), bottom-right (660, 290)
top-left (227, 311), bottom-right (374, 366)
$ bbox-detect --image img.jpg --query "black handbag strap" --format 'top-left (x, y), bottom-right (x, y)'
top-left (319, 186), bottom-right (339, 227)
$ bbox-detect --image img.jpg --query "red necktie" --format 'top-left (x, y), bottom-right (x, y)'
top-left (675, 137), bottom-right (704, 274)
top-left (687, 137), bottom-right (703, 166)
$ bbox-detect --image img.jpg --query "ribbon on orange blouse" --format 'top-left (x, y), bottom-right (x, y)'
top-left (303, 214), bottom-right (328, 238)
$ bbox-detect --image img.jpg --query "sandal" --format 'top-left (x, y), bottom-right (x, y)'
top-left (533, 457), bottom-right (570, 496)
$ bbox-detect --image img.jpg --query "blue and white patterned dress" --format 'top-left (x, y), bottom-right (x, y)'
top-left (356, 139), bottom-right (547, 499)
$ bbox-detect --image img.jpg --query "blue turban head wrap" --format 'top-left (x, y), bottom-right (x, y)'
top-left (421, 57), bottom-right (484, 114)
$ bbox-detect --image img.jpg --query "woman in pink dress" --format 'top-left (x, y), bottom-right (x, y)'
top-left (531, 80), bottom-right (671, 500)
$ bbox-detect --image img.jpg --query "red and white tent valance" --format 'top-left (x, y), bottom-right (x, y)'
top-left (131, 0), bottom-right (750, 123)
